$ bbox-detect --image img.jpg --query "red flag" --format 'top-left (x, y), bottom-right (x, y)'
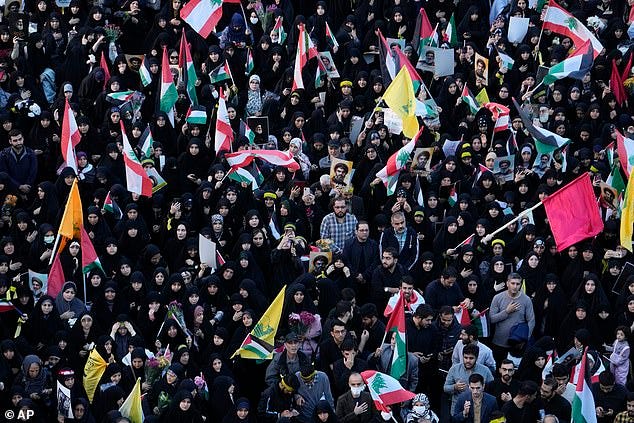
top-left (47, 253), bottom-right (66, 298)
top-left (542, 173), bottom-right (603, 252)
top-left (100, 52), bottom-right (110, 90)
top-left (611, 59), bottom-right (627, 106)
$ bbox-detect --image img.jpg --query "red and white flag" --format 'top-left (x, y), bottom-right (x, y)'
top-left (360, 370), bottom-right (415, 412)
top-left (226, 149), bottom-right (301, 173)
top-left (60, 99), bottom-right (80, 174)
top-left (120, 121), bottom-right (153, 197)
top-left (214, 87), bottom-right (233, 153)
top-left (180, 0), bottom-right (241, 39)
top-left (483, 102), bottom-right (510, 133)
top-left (543, 0), bottom-right (603, 57)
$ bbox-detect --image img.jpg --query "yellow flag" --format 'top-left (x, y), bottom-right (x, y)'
top-left (58, 178), bottom-right (83, 240)
top-left (119, 378), bottom-right (144, 423)
top-left (232, 285), bottom-right (286, 360)
top-left (83, 348), bottom-right (108, 403)
top-left (383, 67), bottom-right (419, 139)
top-left (475, 88), bottom-right (490, 106)
top-left (621, 173), bottom-right (634, 251)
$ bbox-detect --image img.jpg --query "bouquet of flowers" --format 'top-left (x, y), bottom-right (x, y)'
top-left (104, 24), bottom-right (122, 42)
top-left (194, 373), bottom-right (209, 401)
top-left (315, 239), bottom-right (333, 252)
top-left (288, 311), bottom-right (317, 338)
top-left (144, 346), bottom-right (172, 386)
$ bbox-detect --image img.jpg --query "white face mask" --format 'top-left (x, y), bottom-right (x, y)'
top-left (44, 235), bottom-right (54, 244)
top-left (380, 411), bottom-right (392, 421)
top-left (412, 406), bottom-right (426, 415)
top-left (250, 17), bottom-right (258, 24)
top-left (349, 386), bottom-right (364, 396)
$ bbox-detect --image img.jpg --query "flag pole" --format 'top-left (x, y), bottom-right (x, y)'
top-left (48, 233), bottom-right (62, 265)
top-left (451, 232), bottom-right (476, 251)
top-left (482, 201), bottom-right (544, 242)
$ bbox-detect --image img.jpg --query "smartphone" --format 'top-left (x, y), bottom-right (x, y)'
top-left (303, 187), bottom-right (311, 196)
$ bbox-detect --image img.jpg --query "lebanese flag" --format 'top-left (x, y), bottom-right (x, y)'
top-left (80, 227), bottom-right (104, 275)
top-left (571, 348), bottom-right (598, 423)
top-left (292, 24), bottom-right (318, 90)
top-left (542, 173), bottom-right (603, 252)
top-left (180, 0), bottom-right (241, 39)
top-left (543, 0), bottom-right (603, 57)
top-left (377, 126), bottom-right (423, 191)
top-left (179, 29), bottom-right (198, 105)
top-left (159, 47), bottom-right (177, 125)
top-left (542, 40), bottom-right (594, 85)
top-left (225, 149), bottom-right (301, 173)
top-left (360, 370), bottom-right (415, 412)
top-left (384, 290), bottom-right (425, 317)
top-left (47, 253), bottom-right (66, 298)
top-left (214, 87), bottom-right (233, 153)
top-left (454, 302), bottom-right (471, 326)
top-left (120, 121), bottom-right (153, 197)
top-left (483, 102), bottom-right (510, 133)
top-left (616, 129), bottom-right (634, 178)
top-left (385, 291), bottom-right (407, 380)
top-left (61, 99), bottom-right (80, 174)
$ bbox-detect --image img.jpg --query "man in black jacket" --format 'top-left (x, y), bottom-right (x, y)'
top-left (343, 221), bottom-right (379, 304)
top-left (378, 211), bottom-right (420, 271)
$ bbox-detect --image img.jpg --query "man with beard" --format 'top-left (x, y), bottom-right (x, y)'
top-left (407, 304), bottom-right (440, 405)
top-left (614, 392), bottom-right (634, 423)
top-left (320, 197), bottom-right (358, 253)
top-left (444, 344), bottom-right (493, 413)
top-left (369, 248), bottom-right (407, 312)
top-left (486, 359), bottom-right (520, 408)
top-left (539, 377), bottom-right (571, 422)
top-left (357, 303), bottom-right (385, 360)
top-left (452, 325), bottom-right (496, 374)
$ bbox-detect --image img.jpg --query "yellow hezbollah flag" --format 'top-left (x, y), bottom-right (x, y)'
top-left (383, 66), bottom-right (419, 139)
top-left (83, 348), bottom-right (108, 403)
top-left (475, 88), bottom-right (490, 106)
top-left (621, 172), bottom-right (634, 251)
top-left (232, 285), bottom-right (286, 360)
top-left (58, 178), bottom-right (83, 240)
top-left (119, 378), bottom-right (144, 423)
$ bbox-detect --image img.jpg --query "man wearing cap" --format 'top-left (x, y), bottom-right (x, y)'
top-left (265, 333), bottom-right (310, 386)
top-left (379, 211), bottom-right (419, 271)
top-left (320, 197), bottom-right (358, 254)
top-left (258, 373), bottom-right (301, 423)
top-left (295, 363), bottom-right (334, 423)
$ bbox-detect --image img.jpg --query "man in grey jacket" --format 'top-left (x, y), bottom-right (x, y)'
top-left (489, 272), bottom-right (535, 364)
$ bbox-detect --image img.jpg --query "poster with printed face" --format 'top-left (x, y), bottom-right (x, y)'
top-left (600, 182), bottom-right (619, 210)
top-left (330, 158), bottom-right (353, 188)
top-left (411, 148), bottom-right (434, 173)
top-left (416, 46), bottom-right (454, 77)
top-left (493, 155), bottom-right (515, 181)
top-left (474, 53), bottom-right (489, 86)
top-left (309, 251), bottom-right (332, 273)
top-left (319, 51), bottom-right (340, 78)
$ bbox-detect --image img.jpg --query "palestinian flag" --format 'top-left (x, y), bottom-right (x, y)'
top-left (121, 121), bottom-right (153, 197)
top-left (385, 291), bottom-right (407, 380)
top-left (242, 120), bottom-right (255, 144)
top-left (412, 8), bottom-right (437, 52)
top-left (180, 0), bottom-right (241, 39)
top-left (272, 16), bottom-right (286, 45)
top-left (377, 126), bottom-right (423, 195)
top-left (0, 299), bottom-right (15, 312)
top-left (384, 290), bottom-right (425, 317)
top-left (225, 149), bottom-right (301, 173)
top-left (472, 309), bottom-right (489, 337)
top-left (325, 22), bottom-right (338, 48)
top-left (542, 40), bottom-right (594, 85)
top-left (394, 45), bottom-right (422, 93)
top-left (360, 371), bottom-right (415, 412)
top-left (139, 125), bottom-right (155, 159)
top-left (448, 185), bottom-right (458, 206)
top-left (616, 128), bottom-right (634, 178)
top-left (107, 90), bottom-right (136, 104)
top-left (186, 105), bottom-right (207, 124)
top-left (512, 98), bottom-right (570, 154)
top-left (227, 163), bottom-right (263, 190)
top-left (80, 227), bottom-right (104, 275)
top-left (214, 88), bottom-right (233, 153)
top-left (543, 0), bottom-right (603, 57)
top-left (102, 191), bottom-right (123, 219)
top-left (159, 47), bottom-right (178, 125)
top-left (571, 348), bottom-right (598, 423)
top-left (445, 13), bottom-right (457, 47)
top-left (140, 55), bottom-right (152, 87)
top-left (461, 86), bottom-right (480, 114)
top-left (179, 29), bottom-right (198, 105)
top-left (377, 29), bottom-right (397, 85)
top-left (209, 61), bottom-right (232, 84)
top-left (413, 176), bottom-right (424, 206)
top-left (245, 48), bottom-right (254, 75)
top-left (315, 55), bottom-right (327, 89)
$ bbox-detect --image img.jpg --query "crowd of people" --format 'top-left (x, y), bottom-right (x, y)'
top-left (0, 0), bottom-right (633, 422)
